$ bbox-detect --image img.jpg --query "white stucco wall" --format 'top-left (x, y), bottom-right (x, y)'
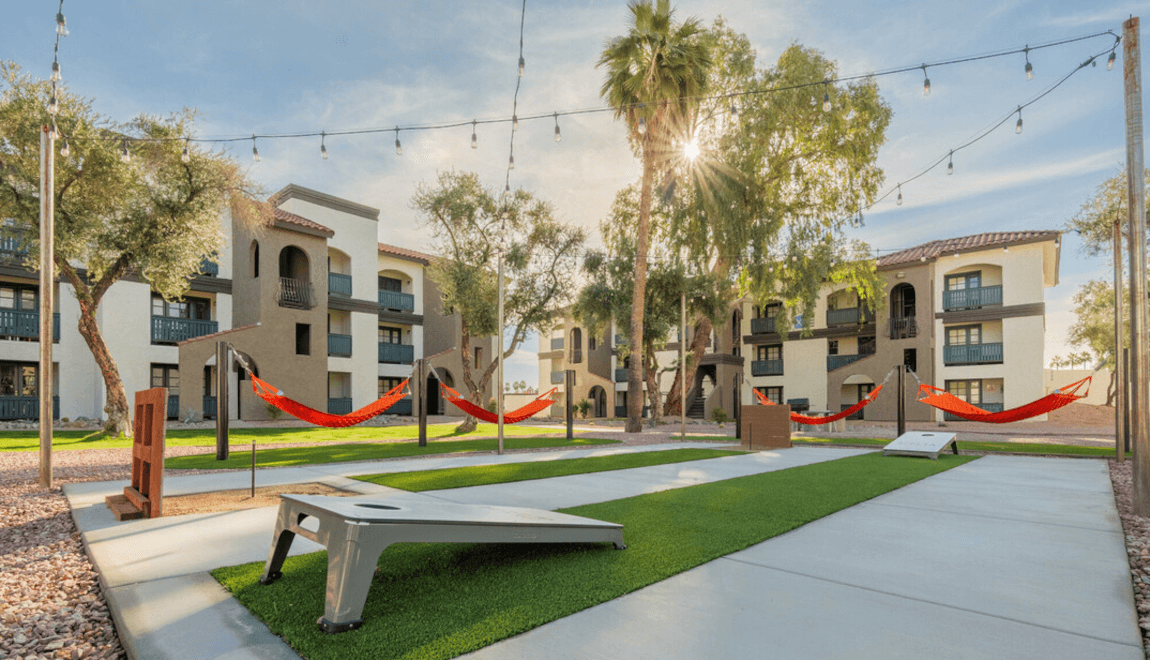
top-left (747, 337), bottom-right (828, 410)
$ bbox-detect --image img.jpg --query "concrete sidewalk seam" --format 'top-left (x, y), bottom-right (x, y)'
top-left (718, 555), bottom-right (1141, 650)
top-left (866, 500), bottom-right (1125, 534)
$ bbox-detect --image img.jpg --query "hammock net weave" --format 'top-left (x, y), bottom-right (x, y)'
top-left (753, 386), bottom-right (884, 425)
top-left (440, 384), bottom-right (559, 424)
top-left (916, 376), bottom-right (1091, 423)
top-left (251, 375), bottom-right (411, 428)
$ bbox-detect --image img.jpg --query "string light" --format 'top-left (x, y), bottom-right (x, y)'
top-left (1109, 50), bottom-right (1117, 70)
top-left (119, 139), bottom-right (130, 164)
top-left (394, 127), bottom-right (402, 156)
top-left (553, 113), bottom-right (561, 142)
top-left (637, 116), bottom-right (646, 135)
top-left (822, 81), bottom-right (831, 112)
top-left (922, 65), bottom-right (931, 96)
top-left (320, 131), bottom-right (328, 159)
top-left (896, 184), bottom-right (903, 206)
top-left (947, 151), bottom-right (954, 175)
top-left (55, 11), bottom-right (68, 37)
top-left (251, 135), bottom-right (260, 162)
top-left (181, 139), bottom-right (190, 163)
top-left (471, 120), bottom-right (478, 149)
top-left (512, 114), bottom-right (519, 130)
top-left (729, 100), bottom-right (738, 119)
top-left (518, 55), bottom-right (525, 78)
top-left (59, 138), bottom-right (69, 158)
top-left (47, 94), bottom-right (58, 115)
top-left (919, 256), bottom-right (927, 263)
top-left (1015, 107), bottom-right (1023, 134)
top-left (50, 61), bottom-right (61, 82)
top-left (509, 154), bottom-right (515, 170)
top-left (1024, 47), bottom-right (1034, 80)
top-left (48, 120), bottom-right (59, 140)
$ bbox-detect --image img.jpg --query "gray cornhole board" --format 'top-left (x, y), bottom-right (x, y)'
top-left (882, 431), bottom-right (959, 459)
top-left (259, 494), bottom-right (625, 633)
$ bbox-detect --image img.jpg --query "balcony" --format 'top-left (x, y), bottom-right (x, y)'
top-left (151, 316), bottom-right (218, 345)
top-left (551, 371), bottom-right (566, 385)
top-left (378, 290), bottom-right (415, 312)
top-left (278, 277), bottom-right (316, 310)
top-left (328, 272), bottom-right (352, 298)
top-left (889, 317), bottom-right (918, 340)
top-left (378, 342), bottom-right (415, 364)
top-left (750, 317), bottom-right (776, 334)
top-left (826, 307), bottom-right (875, 327)
top-left (945, 402), bottom-right (1004, 421)
top-left (167, 394), bottom-right (179, 419)
top-left (328, 398), bottom-right (353, 415)
top-left (943, 285), bottom-right (1003, 311)
top-left (198, 258), bottom-right (219, 277)
top-left (827, 353), bottom-right (873, 372)
top-left (751, 359), bottom-right (784, 376)
top-left (0, 395), bottom-right (59, 420)
top-left (328, 333), bottom-right (352, 357)
top-left (943, 343), bottom-right (1004, 365)
top-left (0, 235), bottom-right (28, 260)
top-left (0, 310), bottom-right (60, 342)
top-left (388, 398), bottom-right (413, 416)
top-left (550, 337), bottom-right (564, 350)
top-left (570, 349), bottom-right (583, 364)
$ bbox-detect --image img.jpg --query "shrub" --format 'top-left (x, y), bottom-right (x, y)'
top-left (710, 407), bottom-right (730, 424)
top-left (265, 402), bottom-right (283, 421)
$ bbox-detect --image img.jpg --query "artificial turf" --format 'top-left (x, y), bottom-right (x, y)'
top-left (213, 451), bottom-right (976, 660)
top-left (164, 436), bottom-right (619, 470)
top-left (0, 423), bottom-right (561, 452)
top-left (353, 447), bottom-right (745, 491)
top-left (793, 436), bottom-right (1125, 457)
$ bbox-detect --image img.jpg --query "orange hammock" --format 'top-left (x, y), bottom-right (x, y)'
top-left (916, 376), bottom-right (1091, 423)
top-left (440, 384), bottom-right (560, 424)
top-left (251, 375), bottom-right (411, 428)
top-left (753, 385), bottom-right (884, 425)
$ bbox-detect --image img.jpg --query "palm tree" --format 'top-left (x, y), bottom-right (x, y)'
top-left (599, 0), bottom-right (712, 432)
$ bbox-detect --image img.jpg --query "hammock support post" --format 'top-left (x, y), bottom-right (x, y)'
top-left (1116, 218), bottom-right (1127, 463)
top-left (416, 359), bottom-right (427, 448)
top-left (565, 370), bottom-right (574, 440)
top-left (216, 342), bottom-right (229, 461)
top-left (897, 364), bottom-right (906, 437)
top-left (735, 379), bottom-right (742, 441)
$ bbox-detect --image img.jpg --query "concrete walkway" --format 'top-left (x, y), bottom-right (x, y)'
top-left (63, 446), bottom-right (1140, 660)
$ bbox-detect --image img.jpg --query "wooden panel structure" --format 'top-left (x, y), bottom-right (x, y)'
top-left (741, 405), bottom-right (792, 450)
top-left (107, 388), bottom-right (167, 520)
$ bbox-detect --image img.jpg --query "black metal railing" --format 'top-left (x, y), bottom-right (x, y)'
top-left (0, 310), bottom-right (61, 342)
top-left (378, 290), bottom-right (415, 311)
top-left (889, 317), bottom-right (917, 339)
top-left (328, 333), bottom-right (352, 357)
top-left (751, 359), bottom-right (783, 376)
top-left (378, 342), bottom-right (415, 364)
top-left (198, 258), bottom-right (219, 277)
top-left (826, 307), bottom-right (875, 327)
top-left (167, 394), bottom-right (179, 419)
top-left (328, 398), bottom-right (353, 415)
top-left (827, 353), bottom-right (873, 371)
top-left (943, 342), bottom-right (1004, 365)
top-left (943, 285), bottom-right (1003, 311)
top-left (278, 277), bottom-right (316, 309)
top-left (151, 316), bottom-right (218, 344)
top-left (0, 395), bottom-right (59, 420)
top-left (750, 317), bottom-right (776, 334)
top-left (328, 272), bottom-right (352, 297)
top-left (944, 402), bottom-right (1004, 421)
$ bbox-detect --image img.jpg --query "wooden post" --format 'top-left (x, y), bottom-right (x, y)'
top-left (1116, 216), bottom-right (1127, 462)
top-left (566, 370), bottom-right (574, 440)
top-left (417, 358), bottom-right (427, 447)
top-left (38, 126), bottom-right (54, 489)
top-left (216, 342), bottom-right (229, 460)
top-left (1123, 17), bottom-right (1150, 514)
top-left (897, 364), bottom-right (906, 437)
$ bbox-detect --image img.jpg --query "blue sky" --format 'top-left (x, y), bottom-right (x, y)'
top-left (5, 0), bottom-right (1144, 388)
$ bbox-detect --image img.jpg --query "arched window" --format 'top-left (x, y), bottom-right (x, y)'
top-left (571, 327), bottom-right (583, 363)
top-left (890, 283), bottom-right (917, 339)
top-left (251, 240), bottom-right (260, 278)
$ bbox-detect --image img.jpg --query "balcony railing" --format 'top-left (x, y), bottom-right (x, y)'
top-left (0, 395), bottom-right (59, 420)
top-left (198, 258), bottom-right (219, 277)
top-left (750, 317), bottom-right (777, 334)
top-left (551, 371), bottom-right (566, 385)
top-left (278, 277), bottom-right (316, 310)
top-left (378, 342), bottom-right (415, 364)
top-left (167, 394), bottom-right (179, 419)
top-left (328, 398), bottom-right (353, 415)
top-left (614, 405), bottom-right (649, 418)
top-left (945, 402), bottom-right (1004, 421)
top-left (378, 290), bottom-right (415, 312)
top-left (0, 235), bottom-right (28, 259)
top-left (550, 337), bottom-right (564, 350)
top-left (388, 398), bottom-right (412, 416)
top-left (826, 307), bottom-right (875, 327)
top-left (889, 317), bottom-right (918, 340)
top-left (203, 396), bottom-right (217, 420)
top-left (328, 272), bottom-right (352, 297)
top-left (943, 342), bottom-right (1004, 365)
top-left (827, 353), bottom-right (873, 372)
top-left (615, 368), bottom-right (648, 382)
top-left (0, 310), bottom-right (61, 342)
top-left (751, 359), bottom-right (783, 376)
top-left (943, 285), bottom-right (1003, 311)
top-left (328, 333), bottom-right (352, 357)
top-left (615, 334), bottom-right (624, 346)
top-left (151, 316), bottom-right (218, 344)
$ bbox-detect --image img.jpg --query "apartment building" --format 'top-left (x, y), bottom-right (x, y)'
top-left (0, 183), bottom-right (491, 423)
top-left (540, 230), bottom-right (1060, 424)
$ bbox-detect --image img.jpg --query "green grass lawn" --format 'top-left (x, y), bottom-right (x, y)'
top-left (165, 436), bottom-right (619, 470)
top-left (354, 448), bottom-right (745, 492)
top-left (213, 452), bottom-right (976, 660)
top-left (0, 423), bottom-right (562, 452)
top-left (793, 436), bottom-right (1125, 457)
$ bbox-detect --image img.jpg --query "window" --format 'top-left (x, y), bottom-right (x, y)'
top-left (151, 364), bottom-right (179, 394)
top-left (859, 335), bottom-right (877, 355)
top-left (946, 325), bottom-right (981, 346)
top-left (295, 324), bottom-right (310, 355)
top-left (0, 362), bottom-right (37, 397)
top-left (756, 386), bottom-right (783, 405)
top-left (475, 347), bottom-right (483, 366)
top-left (904, 348), bottom-right (917, 373)
top-left (0, 284), bottom-right (37, 311)
top-left (828, 340), bottom-right (838, 356)
top-left (946, 379), bottom-right (982, 405)
top-left (152, 294), bottom-right (210, 320)
top-left (252, 241), bottom-right (260, 278)
top-left (946, 271), bottom-right (981, 291)
top-left (378, 326), bottom-right (402, 344)
top-left (379, 376), bottom-right (405, 397)
top-left (379, 276), bottom-right (402, 292)
top-left (757, 345), bottom-right (781, 361)
top-left (589, 335), bottom-right (597, 350)
top-left (763, 303), bottom-right (780, 319)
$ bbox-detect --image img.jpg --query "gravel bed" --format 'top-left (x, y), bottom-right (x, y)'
top-left (1108, 459), bottom-right (1150, 657)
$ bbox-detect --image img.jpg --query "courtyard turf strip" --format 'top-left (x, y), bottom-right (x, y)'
top-left (353, 447), bottom-right (745, 491)
top-left (213, 452), bottom-right (976, 660)
top-left (165, 436), bottom-right (619, 470)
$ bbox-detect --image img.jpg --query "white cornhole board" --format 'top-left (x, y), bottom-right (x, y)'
top-left (882, 431), bottom-right (958, 460)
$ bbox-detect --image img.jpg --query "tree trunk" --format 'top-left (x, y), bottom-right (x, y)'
top-left (75, 301), bottom-right (131, 436)
top-left (1107, 370), bottom-right (1117, 407)
top-left (455, 321), bottom-right (479, 434)
top-left (644, 349), bottom-right (661, 426)
top-left (627, 139), bottom-right (654, 433)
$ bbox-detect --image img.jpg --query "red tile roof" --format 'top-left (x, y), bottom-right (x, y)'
top-left (876, 230), bottom-right (1060, 269)
top-left (378, 242), bottom-right (434, 264)
top-left (271, 207), bottom-right (334, 237)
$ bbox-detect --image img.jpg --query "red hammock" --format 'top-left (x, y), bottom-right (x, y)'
top-left (251, 375), bottom-right (411, 428)
top-left (753, 385), bottom-right (884, 425)
top-left (916, 376), bottom-right (1091, 423)
top-left (440, 384), bottom-right (559, 424)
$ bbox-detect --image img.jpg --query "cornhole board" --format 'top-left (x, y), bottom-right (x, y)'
top-left (882, 431), bottom-right (958, 460)
top-left (741, 405), bottom-right (792, 450)
top-left (105, 387), bottom-right (167, 520)
top-left (258, 494), bottom-right (626, 633)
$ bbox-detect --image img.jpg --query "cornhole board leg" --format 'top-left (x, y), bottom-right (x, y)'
top-left (259, 495), bottom-right (626, 633)
top-left (882, 431), bottom-right (958, 460)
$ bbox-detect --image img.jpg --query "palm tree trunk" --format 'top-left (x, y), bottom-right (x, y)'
top-left (627, 140), bottom-right (654, 433)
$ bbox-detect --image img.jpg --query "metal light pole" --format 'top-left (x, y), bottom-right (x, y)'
top-left (38, 126), bottom-right (54, 489)
top-left (1123, 17), bottom-right (1150, 513)
top-left (1116, 215), bottom-right (1127, 463)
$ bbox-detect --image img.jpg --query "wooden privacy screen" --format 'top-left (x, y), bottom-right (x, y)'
top-left (741, 405), bottom-right (792, 450)
top-left (123, 387), bottom-right (167, 518)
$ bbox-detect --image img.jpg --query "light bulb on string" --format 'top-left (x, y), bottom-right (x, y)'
top-left (60, 138), bottom-right (69, 158)
top-left (181, 139), bottom-right (190, 163)
top-left (509, 154), bottom-right (515, 170)
top-left (729, 99), bottom-right (738, 119)
top-left (251, 135), bottom-right (260, 162)
top-left (947, 151), bottom-right (954, 175)
top-left (922, 65), bottom-right (930, 96)
top-left (518, 56), bottom-right (525, 77)
top-left (50, 61), bottom-right (61, 82)
top-left (1109, 51), bottom-right (1117, 70)
top-left (896, 184), bottom-right (903, 206)
top-left (553, 113), bottom-right (561, 142)
top-left (120, 140), bottom-right (130, 164)
top-left (56, 12), bottom-right (68, 36)
top-left (919, 256), bottom-right (927, 263)
top-left (48, 120), bottom-right (59, 140)
top-left (47, 94), bottom-right (58, 115)
top-left (471, 120), bottom-right (477, 149)
top-left (394, 128), bottom-right (402, 156)
top-left (512, 114), bottom-right (519, 130)
top-left (636, 115), bottom-right (646, 135)
top-left (822, 81), bottom-right (831, 112)
top-left (320, 131), bottom-right (328, 159)
top-left (1015, 108), bottom-right (1023, 134)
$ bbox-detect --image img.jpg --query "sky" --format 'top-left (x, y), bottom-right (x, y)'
top-left (5, 0), bottom-right (1146, 389)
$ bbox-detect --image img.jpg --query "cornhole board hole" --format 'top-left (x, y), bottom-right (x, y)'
top-left (259, 494), bottom-right (626, 633)
top-left (741, 405), bottom-right (792, 450)
top-left (105, 387), bottom-right (167, 520)
top-left (882, 431), bottom-right (958, 460)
